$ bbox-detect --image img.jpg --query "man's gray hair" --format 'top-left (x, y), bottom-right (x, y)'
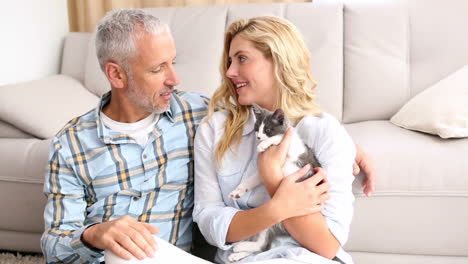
top-left (95, 8), bottom-right (170, 72)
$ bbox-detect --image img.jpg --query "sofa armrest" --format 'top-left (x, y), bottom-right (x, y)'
top-left (0, 75), bottom-right (99, 139)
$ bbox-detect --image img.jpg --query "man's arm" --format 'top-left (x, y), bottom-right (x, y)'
top-left (42, 139), bottom-right (159, 263)
top-left (353, 144), bottom-right (376, 196)
top-left (41, 138), bottom-right (103, 263)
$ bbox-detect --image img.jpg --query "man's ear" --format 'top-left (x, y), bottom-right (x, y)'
top-left (105, 62), bottom-right (127, 89)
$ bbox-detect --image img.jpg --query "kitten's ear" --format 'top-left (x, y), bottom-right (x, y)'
top-left (272, 109), bottom-right (285, 124)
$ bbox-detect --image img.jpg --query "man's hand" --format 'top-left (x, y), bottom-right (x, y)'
top-left (82, 215), bottom-right (159, 260)
top-left (353, 144), bottom-right (376, 196)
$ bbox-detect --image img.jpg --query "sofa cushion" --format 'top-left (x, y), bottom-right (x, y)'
top-left (61, 32), bottom-right (92, 83)
top-left (391, 65), bottom-right (468, 139)
top-left (0, 138), bottom-right (50, 234)
top-left (409, 0), bottom-right (468, 96)
top-left (345, 121), bottom-right (468, 255)
top-left (0, 120), bottom-right (32, 138)
top-left (0, 75), bottom-right (99, 139)
top-left (84, 33), bottom-right (111, 96)
top-left (350, 252), bottom-right (468, 264)
top-left (346, 121), bottom-right (468, 194)
top-left (343, 0), bottom-right (409, 122)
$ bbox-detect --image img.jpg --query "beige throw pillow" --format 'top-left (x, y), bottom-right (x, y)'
top-left (391, 65), bottom-right (468, 139)
top-left (0, 75), bottom-right (99, 139)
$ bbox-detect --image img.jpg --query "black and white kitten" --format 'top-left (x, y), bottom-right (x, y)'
top-left (227, 105), bottom-right (321, 262)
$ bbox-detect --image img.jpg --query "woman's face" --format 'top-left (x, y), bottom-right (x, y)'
top-left (226, 35), bottom-right (278, 111)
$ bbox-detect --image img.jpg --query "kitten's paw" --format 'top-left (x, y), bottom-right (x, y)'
top-left (233, 242), bottom-right (260, 253)
top-left (257, 143), bottom-right (268, 152)
top-left (228, 251), bottom-right (252, 262)
top-left (229, 187), bottom-right (248, 200)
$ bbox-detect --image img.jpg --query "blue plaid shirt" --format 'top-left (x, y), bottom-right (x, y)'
top-left (41, 91), bottom-right (209, 263)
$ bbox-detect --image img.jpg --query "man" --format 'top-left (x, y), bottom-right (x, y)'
top-left (41, 9), bottom-right (375, 263)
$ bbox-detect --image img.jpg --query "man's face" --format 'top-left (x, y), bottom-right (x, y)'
top-left (126, 31), bottom-right (179, 114)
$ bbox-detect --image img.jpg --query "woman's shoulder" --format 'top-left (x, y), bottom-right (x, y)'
top-left (202, 111), bottom-right (229, 125)
top-left (297, 112), bottom-right (341, 131)
top-left (296, 112), bottom-right (348, 145)
top-left (197, 111), bottom-right (229, 134)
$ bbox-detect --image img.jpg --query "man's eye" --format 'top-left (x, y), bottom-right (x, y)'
top-left (152, 66), bottom-right (162, 73)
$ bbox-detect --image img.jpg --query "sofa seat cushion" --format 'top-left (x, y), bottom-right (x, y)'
top-left (345, 120), bottom-right (468, 195)
top-left (0, 75), bottom-right (99, 139)
top-left (344, 121), bottom-right (468, 255)
top-left (0, 138), bottom-right (50, 235)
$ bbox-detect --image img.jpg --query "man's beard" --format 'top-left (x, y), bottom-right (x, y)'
top-left (126, 77), bottom-right (171, 114)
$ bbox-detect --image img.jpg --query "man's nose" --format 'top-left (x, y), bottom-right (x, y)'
top-left (166, 64), bottom-right (180, 86)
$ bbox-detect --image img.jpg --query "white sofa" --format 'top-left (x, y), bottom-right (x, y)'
top-left (0, 0), bottom-right (467, 263)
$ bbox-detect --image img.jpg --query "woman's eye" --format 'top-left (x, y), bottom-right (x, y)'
top-left (239, 56), bottom-right (246, 62)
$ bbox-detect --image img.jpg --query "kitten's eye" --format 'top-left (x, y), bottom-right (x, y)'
top-left (265, 128), bottom-right (271, 134)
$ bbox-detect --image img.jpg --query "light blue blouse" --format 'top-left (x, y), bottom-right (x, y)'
top-left (193, 109), bottom-right (356, 264)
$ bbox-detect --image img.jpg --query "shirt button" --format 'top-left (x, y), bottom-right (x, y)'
top-left (133, 197), bottom-right (139, 201)
top-left (143, 154), bottom-right (148, 159)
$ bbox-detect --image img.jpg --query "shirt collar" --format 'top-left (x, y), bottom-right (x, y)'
top-left (95, 91), bottom-right (176, 144)
top-left (242, 107), bottom-right (256, 136)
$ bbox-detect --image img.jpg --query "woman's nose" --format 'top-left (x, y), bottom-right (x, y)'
top-left (225, 63), bottom-right (237, 78)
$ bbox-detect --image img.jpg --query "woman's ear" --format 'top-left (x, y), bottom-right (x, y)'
top-left (105, 62), bottom-right (127, 89)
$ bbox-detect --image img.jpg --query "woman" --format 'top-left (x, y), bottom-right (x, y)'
top-left (194, 16), bottom-right (357, 264)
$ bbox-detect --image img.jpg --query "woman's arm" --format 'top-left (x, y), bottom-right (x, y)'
top-left (225, 165), bottom-right (327, 243)
top-left (194, 118), bottom-right (327, 248)
top-left (257, 130), bottom-right (340, 259)
top-left (258, 117), bottom-right (356, 259)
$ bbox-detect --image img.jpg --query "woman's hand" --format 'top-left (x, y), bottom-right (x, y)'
top-left (270, 166), bottom-right (331, 221)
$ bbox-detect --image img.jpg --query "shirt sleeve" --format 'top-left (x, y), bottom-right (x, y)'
top-left (41, 137), bottom-right (103, 263)
top-left (192, 118), bottom-right (241, 250)
top-left (298, 114), bottom-right (356, 246)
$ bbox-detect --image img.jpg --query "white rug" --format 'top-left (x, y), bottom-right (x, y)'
top-left (0, 252), bottom-right (45, 264)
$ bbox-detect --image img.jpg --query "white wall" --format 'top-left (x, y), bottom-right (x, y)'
top-left (0, 0), bottom-right (69, 86)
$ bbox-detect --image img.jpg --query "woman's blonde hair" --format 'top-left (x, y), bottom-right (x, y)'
top-left (208, 16), bottom-right (322, 164)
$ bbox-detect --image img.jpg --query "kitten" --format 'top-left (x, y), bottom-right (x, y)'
top-left (227, 105), bottom-right (321, 262)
